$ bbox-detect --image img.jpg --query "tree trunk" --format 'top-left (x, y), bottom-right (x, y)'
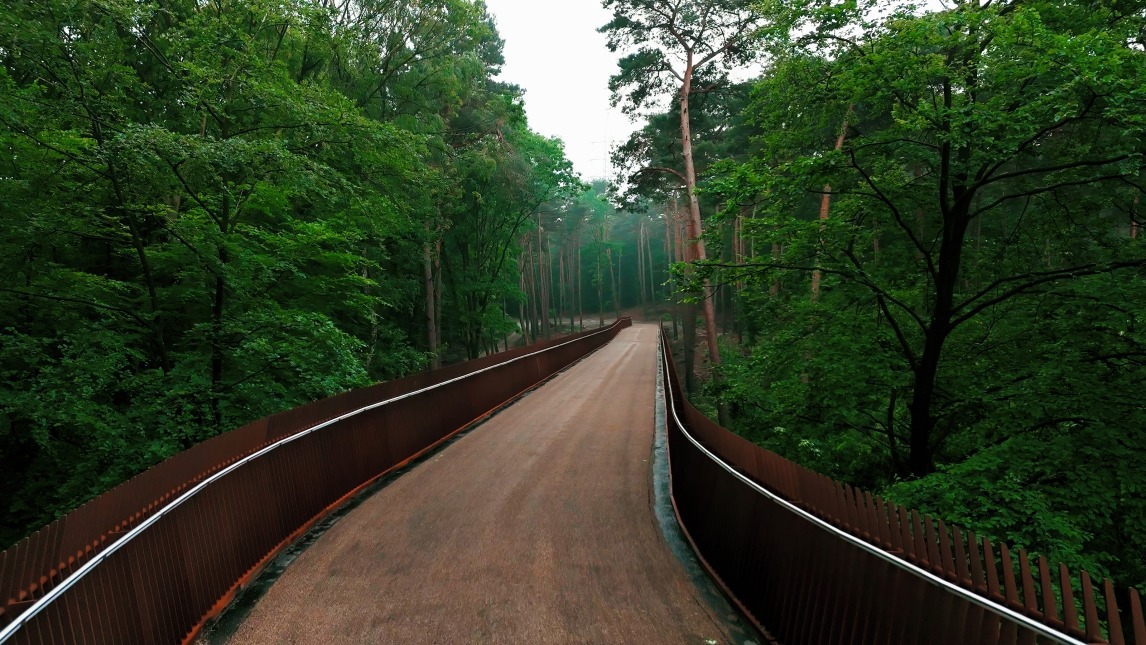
top-left (211, 247), bottom-right (227, 432)
top-left (645, 217), bottom-right (657, 304)
top-left (1132, 195), bottom-right (1140, 239)
top-left (526, 244), bottom-right (537, 339)
top-left (567, 243), bottom-right (575, 333)
top-left (665, 206), bottom-right (679, 339)
top-left (679, 199), bottom-right (698, 393)
top-left (434, 239), bottom-right (443, 352)
top-left (596, 241), bottom-right (605, 328)
top-left (678, 65), bottom-right (724, 428)
top-left (423, 238), bottom-right (440, 369)
top-left (100, 111), bottom-right (171, 374)
top-left (559, 240), bottom-right (568, 332)
top-left (518, 253), bottom-right (533, 344)
top-left (679, 58), bottom-right (723, 383)
top-left (811, 109), bottom-right (851, 302)
top-left (464, 293), bottom-right (481, 359)
top-left (637, 219), bottom-right (646, 306)
top-left (210, 194), bottom-right (231, 435)
top-left (608, 246), bottom-right (620, 319)
top-left (528, 244), bottom-right (543, 340)
top-left (732, 212), bottom-right (742, 289)
top-left (503, 301), bottom-right (511, 350)
top-left (907, 200), bottom-right (971, 476)
top-left (577, 241), bottom-right (584, 331)
top-left (733, 213), bottom-right (743, 342)
top-left (537, 215), bottom-right (551, 340)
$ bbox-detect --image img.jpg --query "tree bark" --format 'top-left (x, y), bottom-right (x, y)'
top-left (904, 64), bottom-right (989, 476)
top-left (596, 238), bottom-right (605, 328)
top-left (637, 219), bottom-right (647, 306)
top-left (558, 241), bottom-right (566, 333)
top-left (577, 241), bottom-right (584, 331)
top-left (528, 243), bottom-right (543, 340)
top-left (101, 107), bottom-right (170, 374)
top-left (537, 213), bottom-right (551, 340)
top-left (907, 202), bottom-right (969, 476)
top-left (1132, 195), bottom-right (1140, 239)
top-left (679, 199), bottom-right (698, 393)
top-left (679, 59), bottom-right (722, 371)
top-left (812, 109), bottom-right (852, 301)
top-left (645, 217), bottom-right (657, 304)
top-left (568, 242), bottom-right (576, 333)
top-left (608, 246), bottom-right (620, 319)
top-left (423, 237), bottom-right (440, 369)
top-left (210, 192), bottom-right (231, 434)
top-left (666, 205), bottom-right (679, 339)
top-left (518, 251), bottom-right (533, 344)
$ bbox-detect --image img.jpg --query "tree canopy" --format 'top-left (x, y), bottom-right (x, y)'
top-left (0, 0), bottom-right (583, 547)
top-left (691, 0), bottom-right (1146, 590)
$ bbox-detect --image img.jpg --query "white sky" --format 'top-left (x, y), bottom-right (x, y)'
top-left (483, 0), bottom-right (634, 183)
top-left (483, 0), bottom-right (948, 183)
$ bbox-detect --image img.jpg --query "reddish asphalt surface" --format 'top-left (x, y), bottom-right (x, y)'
top-left (227, 324), bottom-right (739, 644)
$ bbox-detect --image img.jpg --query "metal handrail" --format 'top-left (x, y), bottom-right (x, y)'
top-left (657, 333), bottom-right (1086, 645)
top-left (0, 320), bottom-right (625, 643)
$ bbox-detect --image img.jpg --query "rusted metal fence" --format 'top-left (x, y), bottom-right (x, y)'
top-left (660, 331), bottom-right (1146, 645)
top-left (0, 318), bottom-right (631, 645)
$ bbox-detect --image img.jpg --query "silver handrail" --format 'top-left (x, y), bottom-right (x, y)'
top-left (0, 320), bottom-right (625, 643)
top-left (657, 333), bottom-right (1085, 645)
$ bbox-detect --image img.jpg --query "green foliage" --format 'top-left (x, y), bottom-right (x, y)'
top-left (696, 0), bottom-right (1146, 590)
top-left (0, 0), bottom-right (577, 547)
top-left (601, 0), bottom-right (762, 115)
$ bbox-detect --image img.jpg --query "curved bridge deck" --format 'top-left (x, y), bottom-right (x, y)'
top-left (227, 325), bottom-right (740, 644)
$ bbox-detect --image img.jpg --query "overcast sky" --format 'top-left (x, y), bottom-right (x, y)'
top-left (483, 0), bottom-right (634, 183)
top-left (482, 0), bottom-right (946, 183)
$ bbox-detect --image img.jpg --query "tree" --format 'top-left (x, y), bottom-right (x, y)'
top-left (601, 0), bottom-right (762, 387)
top-left (0, 0), bottom-right (572, 548)
top-left (717, 0), bottom-right (1146, 475)
top-left (706, 0), bottom-right (1146, 589)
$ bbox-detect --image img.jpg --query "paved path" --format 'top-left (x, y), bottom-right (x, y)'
top-left (228, 325), bottom-right (738, 644)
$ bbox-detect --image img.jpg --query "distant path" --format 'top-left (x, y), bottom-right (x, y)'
top-left (228, 325), bottom-right (739, 644)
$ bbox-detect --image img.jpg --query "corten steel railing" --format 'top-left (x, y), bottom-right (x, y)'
top-left (0, 318), bottom-right (631, 645)
top-left (659, 331), bottom-right (1146, 645)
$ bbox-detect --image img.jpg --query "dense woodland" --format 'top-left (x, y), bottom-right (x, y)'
top-left (2, 0), bottom-right (1144, 601)
top-left (604, 0), bottom-right (1146, 594)
top-left (0, 0), bottom-right (654, 547)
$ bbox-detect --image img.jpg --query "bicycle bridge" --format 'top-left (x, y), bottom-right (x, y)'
top-left (1, 320), bottom-right (1144, 644)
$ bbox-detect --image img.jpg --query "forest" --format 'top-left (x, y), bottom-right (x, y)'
top-left (2, 0), bottom-right (1144, 603)
top-left (0, 0), bottom-right (654, 548)
top-left (601, 0), bottom-right (1146, 595)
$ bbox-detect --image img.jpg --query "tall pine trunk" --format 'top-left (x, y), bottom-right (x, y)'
top-left (519, 252), bottom-right (533, 344)
top-left (637, 219), bottom-right (647, 306)
top-left (537, 216), bottom-right (551, 340)
top-left (645, 218), bottom-right (656, 304)
top-left (608, 246), bottom-right (620, 319)
top-left (568, 242), bottom-right (576, 333)
top-left (559, 243), bottom-right (566, 333)
top-left (666, 206), bottom-right (679, 340)
top-left (528, 243), bottom-right (543, 340)
top-left (434, 239), bottom-right (443, 353)
top-left (679, 59), bottom-right (722, 375)
top-left (577, 242), bottom-right (584, 331)
top-left (596, 241), bottom-right (605, 328)
top-left (423, 238), bottom-right (440, 369)
top-left (811, 108), bottom-right (851, 301)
